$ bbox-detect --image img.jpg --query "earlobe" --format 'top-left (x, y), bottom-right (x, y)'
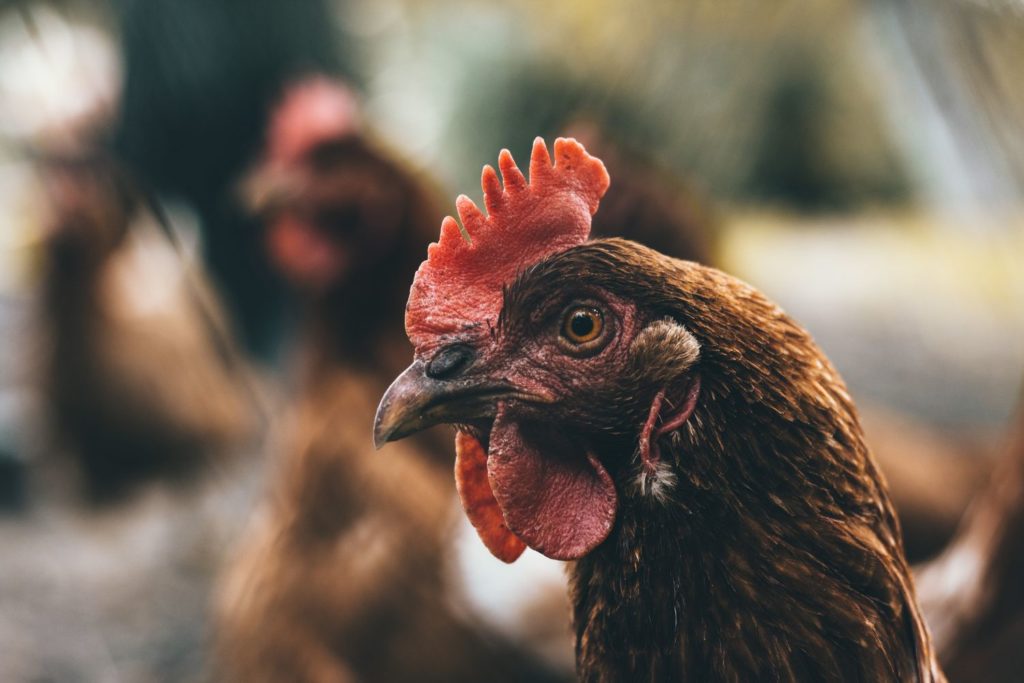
top-left (638, 387), bottom-right (670, 474)
top-left (629, 319), bottom-right (702, 500)
top-left (634, 378), bottom-right (700, 501)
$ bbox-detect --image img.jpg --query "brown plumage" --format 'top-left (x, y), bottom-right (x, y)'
top-left (38, 153), bottom-right (253, 500)
top-left (216, 82), bottom-right (569, 682)
top-left (916, 389), bottom-right (1024, 683)
top-left (374, 139), bottom-right (943, 681)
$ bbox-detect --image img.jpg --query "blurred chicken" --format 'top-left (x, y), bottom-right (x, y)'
top-left (114, 0), bottom-right (348, 359)
top-left (218, 370), bottom-right (568, 683)
top-left (916, 389), bottom-right (1024, 683)
top-left (38, 150), bottom-right (255, 501)
top-left (215, 78), bottom-right (570, 682)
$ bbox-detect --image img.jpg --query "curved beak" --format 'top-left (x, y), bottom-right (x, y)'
top-left (373, 359), bottom-right (522, 449)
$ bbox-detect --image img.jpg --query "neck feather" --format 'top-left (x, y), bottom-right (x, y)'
top-left (568, 423), bottom-right (937, 682)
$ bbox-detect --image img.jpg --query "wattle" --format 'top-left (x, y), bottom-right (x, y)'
top-left (454, 405), bottom-right (619, 563)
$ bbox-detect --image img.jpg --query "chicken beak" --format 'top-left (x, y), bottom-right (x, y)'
top-left (373, 360), bottom-right (435, 448)
top-left (373, 359), bottom-right (515, 449)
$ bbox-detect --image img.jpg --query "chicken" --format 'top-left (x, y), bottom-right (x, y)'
top-left (239, 76), bottom-right (446, 383)
top-left (374, 137), bottom-right (943, 681)
top-left (215, 79), bottom-right (570, 682)
top-left (38, 151), bottom-right (254, 501)
top-left (114, 0), bottom-right (345, 358)
top-left (915, 389), bottom-right (1024, 683)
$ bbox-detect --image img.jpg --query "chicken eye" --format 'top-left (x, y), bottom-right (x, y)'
top-left (561, 307), bottom-right (604, 345)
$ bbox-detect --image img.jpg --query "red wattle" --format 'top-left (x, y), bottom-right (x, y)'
top-left (487, 406), bottom-right (618, 561)
top-left (454, 431), bottom-right (526, 563)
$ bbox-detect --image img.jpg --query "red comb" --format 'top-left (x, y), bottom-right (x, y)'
top-left (406, 137), bottom-right (610, 352)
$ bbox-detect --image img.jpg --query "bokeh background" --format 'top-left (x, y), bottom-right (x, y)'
top-left (0, 0), bottom-right (1022, 681)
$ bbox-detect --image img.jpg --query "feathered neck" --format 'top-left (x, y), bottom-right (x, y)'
top-left (569, 426), bottom-right (938, 682)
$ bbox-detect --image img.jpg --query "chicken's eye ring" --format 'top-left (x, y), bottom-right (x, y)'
top-left (558, 305), bottom-right (608, 355)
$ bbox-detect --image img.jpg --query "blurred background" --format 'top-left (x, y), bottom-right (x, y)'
top-left (0, 0), bottom-right (1022, 681)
